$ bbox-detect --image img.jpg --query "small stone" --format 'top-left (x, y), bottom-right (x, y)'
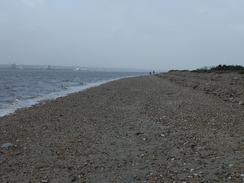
top-left (0, 155), bottom-right (5, 163)
top-left (135, 132), bottom-right (143, 136)
top-left (193, 85), bottom-right (198, 89)
top-left (41, 180), bottom-right (48, 183)
top-left (229, 97), bottom-right (234, 101)
top-left (1, 143), bottom-right (14, 149)
top-left (71, 176), bottom-right (78, 182)
top-left (160, 134), bottom-right (165, 137)
top-left (142, 137), bottom-right (147, 141)
top-left (240, 174), bottom-right (244, 177)
top-left (228, 164), bottom-right (234, 167)
top-left (239, 101), bottom-right (244, 105)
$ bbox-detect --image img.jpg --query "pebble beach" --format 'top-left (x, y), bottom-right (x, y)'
top-left (0, 71), bottom-right (244, 182)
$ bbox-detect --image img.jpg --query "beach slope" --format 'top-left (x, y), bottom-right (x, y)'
top-left (0, 73), bottom-right (243, 182)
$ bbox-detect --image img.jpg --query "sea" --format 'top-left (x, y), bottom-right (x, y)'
top-left (0, 68), bottom-right (143, 117)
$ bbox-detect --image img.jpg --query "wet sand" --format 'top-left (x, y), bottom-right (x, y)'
top-left (0, 72), bottom-right (243, 182)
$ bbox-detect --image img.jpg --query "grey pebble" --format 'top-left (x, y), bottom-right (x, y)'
top-left (1, 143), bottom-right (14, 149)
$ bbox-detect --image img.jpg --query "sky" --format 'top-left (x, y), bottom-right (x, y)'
top-left (0, 0), bottom-right (244, 70)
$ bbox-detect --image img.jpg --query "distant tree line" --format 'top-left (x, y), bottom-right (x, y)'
top-left (192, 64), bottom-right (244, 73)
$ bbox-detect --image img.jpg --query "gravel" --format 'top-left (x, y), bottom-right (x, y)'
top-left (0, 74), bottom-right (243, 182)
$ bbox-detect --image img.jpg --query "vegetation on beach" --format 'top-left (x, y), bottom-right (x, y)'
top-left (192, 64), bottom-right (244, 73)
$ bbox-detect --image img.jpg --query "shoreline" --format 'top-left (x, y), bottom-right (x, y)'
top-left (0, 72), bottom-right (243, 182)
top-left (0, 75), bottom-right (141, 118)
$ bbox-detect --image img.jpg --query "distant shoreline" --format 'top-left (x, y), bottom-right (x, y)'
top-left (0, 65), bottom-right (150, 73)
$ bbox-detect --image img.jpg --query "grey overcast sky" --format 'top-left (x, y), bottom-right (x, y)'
top-left (0, 0), bottom-right (244, 70)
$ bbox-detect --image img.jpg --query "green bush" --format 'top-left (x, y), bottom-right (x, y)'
top-left (192, 65), bottom-right (244, 73)
top-left (211, 64), bottom-right (244, 71)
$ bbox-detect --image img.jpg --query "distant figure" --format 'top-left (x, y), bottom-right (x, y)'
top-left (153, 70), bottom-right (155, 75)
top-left (149, 72), bottom-right (152, 75)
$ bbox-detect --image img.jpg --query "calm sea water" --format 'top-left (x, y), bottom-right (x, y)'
top-left (0, 68), bottom-right (143, 117)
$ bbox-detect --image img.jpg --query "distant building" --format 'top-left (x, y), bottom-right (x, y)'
top-left (11, 64), bottom-right (17, 69)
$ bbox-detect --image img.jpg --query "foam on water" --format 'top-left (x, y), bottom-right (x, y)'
top-left (0, 77), bottom-right (130, 117)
